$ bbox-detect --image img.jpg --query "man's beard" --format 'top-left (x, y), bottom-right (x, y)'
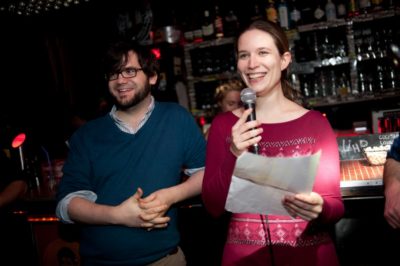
top-left (113, 82), bottom-right (151, 110)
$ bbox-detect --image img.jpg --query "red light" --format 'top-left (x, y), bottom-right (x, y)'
top-left (27, 215), bottom-right (60, 222)
top-left (151, 48), bottom-right (161, 60)
top-left (149, 31), bottom-right (154, 42)
top-left (199, 116), bottom-right (206, 126)
top-left (11, 133), bottom-right (26, 148)
top-left (378, 117), bottom-right (383, 133)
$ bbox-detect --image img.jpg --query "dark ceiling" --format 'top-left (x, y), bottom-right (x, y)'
top-left (0, 0), bottom-right (91, 16)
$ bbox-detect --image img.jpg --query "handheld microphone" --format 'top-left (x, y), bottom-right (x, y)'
top-left (240, 88), bottom-right (259, 154)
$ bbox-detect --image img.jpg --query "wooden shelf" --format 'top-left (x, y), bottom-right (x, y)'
top-left (306, 91), bottom-right (400, 108)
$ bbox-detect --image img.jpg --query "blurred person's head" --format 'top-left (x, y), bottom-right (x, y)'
top-left (214, 79), bottom-right (244, 113)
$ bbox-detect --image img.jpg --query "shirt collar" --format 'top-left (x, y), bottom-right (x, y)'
top-left (109, 96), bottom-right (155, 134)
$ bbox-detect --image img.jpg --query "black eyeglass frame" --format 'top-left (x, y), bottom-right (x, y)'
top-left (106, 67), bottom-right (143, 81)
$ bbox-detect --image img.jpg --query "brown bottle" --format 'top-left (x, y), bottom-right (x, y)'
top-left (202, 9), bottom-right (215, 40)
top-left (214, 5), bottom-right (224, 38)
top-left (348, 0), bottom-right (360, 18)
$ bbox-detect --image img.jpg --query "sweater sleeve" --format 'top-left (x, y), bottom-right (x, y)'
top-left (202, 114), bottom-right (237, 217)
top-left (387, 136), bottom-right (400, 161)
top-left (56, 128), bottom-right (93, 203)
top-left (312, 115), bottom-right (344, 224)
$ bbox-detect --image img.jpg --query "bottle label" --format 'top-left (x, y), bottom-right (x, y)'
top-left (337, 4), bottom-right (346, 16)
top-left (202, 24), bottom-right (214, 37)
top-left (278, 6), bottom-right (289, 29)
top-left (193, 29), bottom-right (203, 39)
top-left (184, 31), bottom-right (194, 42)
top-left (214, 17), bottom-right (224, 36)
top-left (314, 7), bottom-right (325, 20)
top-left (290, 9), bottom-right (301, 23)
top-left (326, 4), bottom-right (337, 21)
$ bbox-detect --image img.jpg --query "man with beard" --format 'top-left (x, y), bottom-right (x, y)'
top-left (56, 41), bottom-right (206, 266)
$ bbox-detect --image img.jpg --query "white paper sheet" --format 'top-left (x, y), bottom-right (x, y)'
top-left (225, 151), bottom-right (321, 216)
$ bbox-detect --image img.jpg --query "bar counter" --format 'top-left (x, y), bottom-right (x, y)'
top-left (335, 146), bottom-right (400, 266)
top-left (340, 160), bottom-right (383, 198)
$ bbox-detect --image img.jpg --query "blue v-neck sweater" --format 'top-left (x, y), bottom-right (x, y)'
top-left (57, 102), bottom-right (206, 265)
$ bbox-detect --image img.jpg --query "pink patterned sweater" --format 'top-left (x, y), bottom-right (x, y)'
top-left (202, 110), bottom-right (344, 266)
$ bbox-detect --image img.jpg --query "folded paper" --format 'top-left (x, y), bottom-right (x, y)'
top-left (225, 151), bottom-right (321, 215)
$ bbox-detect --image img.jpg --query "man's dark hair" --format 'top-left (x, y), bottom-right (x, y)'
top-left (103, 40), bottom-right (159, 80)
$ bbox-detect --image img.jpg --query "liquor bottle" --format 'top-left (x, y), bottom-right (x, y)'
top-left (202, 9), bottom-right (215, 40)
top-left (192, 12), bottom-right (204, 43)
top-left (336, 1), bottom-right (347, 18)
top-left (348, 0), bottom-right (359, 18)
top-left (290, 72), bottom-right (301, 94)
top-left (22, 158), bottom-right (42, 191)
top-left (337, 72), bottom-right (350, 97)
top-left (302, 79), bottom-right (311, 98)
top-left (224, 10), bottom-right (239, 37)
top-left (319, 71), bottom-right (327, 97)
top-left (314, 1), bottom-right (325, 22)
top-left (278, 0), bottom-right (289, 30)
top-left (388, 66), bottom-right (399, 89)
top-left (214, 5), bottom-right (224, 38)
top-left (251, 2), bottom-right (263, 21)
top-left (325, 0), bottom-right (337, 21)
top-left (183, 15), bottom-right (194, 43)
top-left (371, 0), bottom-right (383, 11)
top-left (329, 70), bottom-right (337, 96)
top-left (358, 70), bottom-right (367, 94)
top-left (266, 0), bottom-right (278, 23)
top-left (300, 4), bottom-right (314, 24)
top-left (313, 79), bottom-right (321, 97)
top-left (376, 64), bottom-right (385, 91)
top-left (359, 0), bottom-right (371, 13)
top-left (290, 0), bottom-right (302, 27)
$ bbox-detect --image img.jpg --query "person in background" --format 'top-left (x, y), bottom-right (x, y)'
top-left (201, 79), bottom-right (244, 263)
top-left (202, 20), bottom-right (344, 266)
top-left (56, 40), bottom-right (206, 266)
top-left (204, 79), bottom-right (243, 139)
top-left (0, 149), bottom-right (27, 209)
top-left (0, 148), bottom-right (29, 264)
top-left (214, 79), bottom-right (244, 114)
top-left (383, 136), bottom-right (400, 229)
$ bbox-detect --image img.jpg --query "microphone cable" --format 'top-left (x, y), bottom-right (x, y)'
top-left (241, 88), bottom-right (275, 264)
top-left (260, 214), bottom-right (276, 266)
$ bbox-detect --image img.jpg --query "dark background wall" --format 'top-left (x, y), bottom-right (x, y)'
top-left (1, 0), bottom-right (367, 156)
top-left (0, 1), bottom-right (115, 156)
top-left (0, 0), bottom-right (253, 157)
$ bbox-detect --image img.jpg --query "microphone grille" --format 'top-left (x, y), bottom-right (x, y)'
top-left (240, 88), bottom-right (256, 104)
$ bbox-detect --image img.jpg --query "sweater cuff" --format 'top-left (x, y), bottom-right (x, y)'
top-left (56, 190), bottom-right (97, 223)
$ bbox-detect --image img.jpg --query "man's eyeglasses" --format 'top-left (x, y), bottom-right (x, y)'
top-left (106, 67), bottom-right (143, 81)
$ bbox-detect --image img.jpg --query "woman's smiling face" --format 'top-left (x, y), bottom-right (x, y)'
top-left (237, 29), bottom-right (290, 97)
